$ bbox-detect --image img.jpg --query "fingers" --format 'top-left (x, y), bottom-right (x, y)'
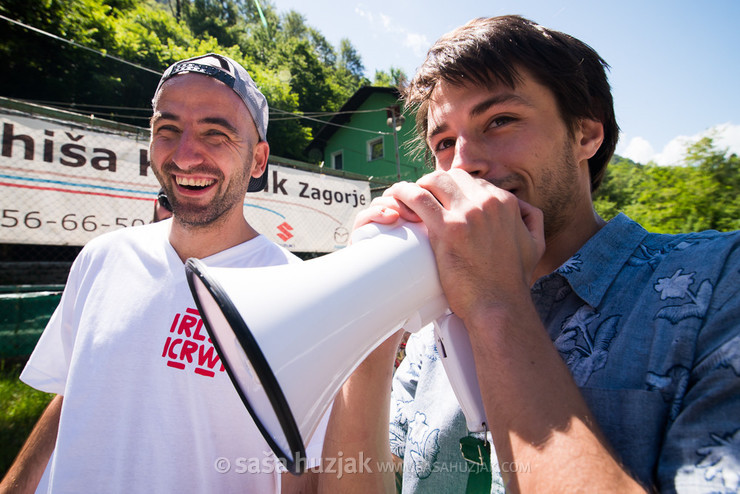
top-left (382, 179), bottom-right (445, 230)
top-left (517, 199), bottom-right (546, 257)
top-left (351, 189), bottom-right (422, 231)
top-left (352, 204), bottom-right (399, 230)
top-left (389, 169), bottom-right (515, 231)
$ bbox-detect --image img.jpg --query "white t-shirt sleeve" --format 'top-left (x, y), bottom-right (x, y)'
top-left (20, 257), bottom-right (83, 395)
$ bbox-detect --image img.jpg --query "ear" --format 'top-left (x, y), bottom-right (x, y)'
top-left (251, 141), bottom-right (270, 179)
top-left (576, 118), bottom-right (604, 162)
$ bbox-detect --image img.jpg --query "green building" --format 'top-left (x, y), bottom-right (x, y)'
top-left (306, 87), bottom-right (429, 183)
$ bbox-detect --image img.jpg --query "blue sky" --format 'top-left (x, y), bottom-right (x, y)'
top-left (271, 0), bottom-right (740, 165)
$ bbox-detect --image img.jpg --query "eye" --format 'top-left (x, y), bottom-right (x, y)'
top-left (204, 128), bottom-right (234, 143)
top-left (195, 130), bottom-right (225, 147)
top-left (154, 124), bottom-right (180, 137)
top-left (488, 115), bottom-right (515, 129)
top-left (434, 137), bottom-right (456, 153)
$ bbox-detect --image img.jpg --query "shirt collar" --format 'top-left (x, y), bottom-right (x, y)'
top-left (550, 213), bottom-right (648, 307)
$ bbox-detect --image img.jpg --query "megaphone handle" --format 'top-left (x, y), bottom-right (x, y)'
top-left (433, 314), bottom-right (487, 433)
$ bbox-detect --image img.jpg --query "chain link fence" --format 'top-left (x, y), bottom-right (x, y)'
top-left (1, 97), bottom-right (394, 359)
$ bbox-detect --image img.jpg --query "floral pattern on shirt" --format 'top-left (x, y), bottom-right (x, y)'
top-left (696, 429), bottom-right (740, 492)
top-left (554, 306), bottom-right (621, 386)
top-left (390, 214), bottom-right (740, 492)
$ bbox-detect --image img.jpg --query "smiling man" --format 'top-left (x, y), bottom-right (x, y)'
top-left (319, 16), bottom-right (740, 493)
top-left (1, 54), bottom-right (323, 493)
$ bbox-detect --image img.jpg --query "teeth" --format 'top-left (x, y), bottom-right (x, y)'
top-left (176, 177), bottom-right (215, 187)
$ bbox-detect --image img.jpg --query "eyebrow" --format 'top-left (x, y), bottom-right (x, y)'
top-left (427, 93), bottom-right (533, 142)
top-left (200, 117), bottom-right (239, 135)
top-left (150, 112), bottom-right (239, 135)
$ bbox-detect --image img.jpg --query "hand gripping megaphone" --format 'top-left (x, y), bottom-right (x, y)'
top-left (184, 221), bottom-right (486, 474)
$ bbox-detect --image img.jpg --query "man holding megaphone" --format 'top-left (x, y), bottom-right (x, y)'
top-left (318, 16), bottom-right (740, 494)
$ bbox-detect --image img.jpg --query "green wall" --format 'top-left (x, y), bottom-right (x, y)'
top-left (323, 93), bottom-right (429, 182)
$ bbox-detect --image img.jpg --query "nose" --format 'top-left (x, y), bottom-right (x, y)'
top-left (449, 136), bottom-right (491, 178)
top-left (170, 129), bottom-right (204, 170)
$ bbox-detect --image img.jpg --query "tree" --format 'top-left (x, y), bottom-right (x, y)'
top-left (684, 137), bottom-right (740, 231)
top-left (309, 28), bottom-right (336, 67)
top-left (337, 38), bottom-right (364, 79)
top-left (592, 156), bottom-right (642, 222)
top-left (594, 138), bottom-right (739, 233)
top-left (0, 0), bottom-right (161, 119)
top-left (0, 0), bottom-right (378, 159)
top-left (281, 10), bottom-right (307, 39)
top-left (373, 66), bottom-right (408, 88)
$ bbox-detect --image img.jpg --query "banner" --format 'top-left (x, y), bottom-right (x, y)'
top-left (247, 166), bottom-right (369, 252)
top-left (0, 111), bottom-right (370, 252)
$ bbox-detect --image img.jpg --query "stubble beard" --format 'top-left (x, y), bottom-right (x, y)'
top-left (535, 139), bottom-right (583, 241)
top-left (154, 157), bottom-right (253, 229)
top-left (486, 138), bottom-right (582, 241)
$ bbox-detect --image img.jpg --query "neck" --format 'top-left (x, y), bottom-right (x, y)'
top-left (168, 208), bottom-right (259, 262)
top-left (533, 207), bottom-right (606, 282)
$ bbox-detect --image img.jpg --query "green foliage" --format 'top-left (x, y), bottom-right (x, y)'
top-left (0, 0), bottom-right (377, 159)
top-left (373, 66), bottom-right (408, 88)
top-left (338, 38), bottom-right (364, 79)
top-left (0, 361), bottom-right (55, 476)
top-left (182, 0), bottom-right (240, 46)
top-left (594, 138), bottom-right (740, 233)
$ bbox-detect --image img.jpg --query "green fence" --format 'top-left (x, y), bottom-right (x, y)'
top-left (0, 285), bottom-right (62, 358)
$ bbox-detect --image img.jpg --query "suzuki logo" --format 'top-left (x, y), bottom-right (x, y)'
top-left (277, 222), bottom-right (294, 241)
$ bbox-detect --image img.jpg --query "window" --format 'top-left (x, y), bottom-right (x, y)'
top-left (367, 137), bottom-right (384, 161)
top-left (331, 150), bottom-right (343, 171)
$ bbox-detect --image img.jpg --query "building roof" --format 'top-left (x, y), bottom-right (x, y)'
top-left (305, 86), bottom-right (400, 155)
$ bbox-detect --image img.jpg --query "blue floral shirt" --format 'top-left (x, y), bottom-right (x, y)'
top-left (390, 213), bottom-right (740, 493)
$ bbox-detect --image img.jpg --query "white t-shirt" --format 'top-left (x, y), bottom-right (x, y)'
top-left (22, 220), bottom-right (325, 493)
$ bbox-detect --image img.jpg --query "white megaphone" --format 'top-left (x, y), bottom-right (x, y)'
top-left (184, 221), bottom-right (486, 474)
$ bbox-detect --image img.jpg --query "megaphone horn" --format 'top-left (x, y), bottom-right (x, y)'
top-left (184, 221), bottom-right (485, 474)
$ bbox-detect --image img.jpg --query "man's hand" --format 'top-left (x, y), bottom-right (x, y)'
top-left (351, 189), bottom-right (422, 232)
top-left (380, 168), bottom-right (545, 322)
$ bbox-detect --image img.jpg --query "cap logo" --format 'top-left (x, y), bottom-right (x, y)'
top-left (169, 62), bottom-right (236, 89)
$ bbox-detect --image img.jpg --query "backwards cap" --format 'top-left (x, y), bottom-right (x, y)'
top-left (153, 53), bottom-right (269, 192)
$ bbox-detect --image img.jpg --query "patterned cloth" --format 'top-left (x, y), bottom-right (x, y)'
top-left (390, 213), bottom-right (740, 493)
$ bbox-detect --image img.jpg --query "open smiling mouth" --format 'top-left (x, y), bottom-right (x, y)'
top-left (176, 177), bottom-right (215, 191)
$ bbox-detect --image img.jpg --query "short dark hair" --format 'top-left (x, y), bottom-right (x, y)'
top-left (404, 15), bottom-right (619, 192)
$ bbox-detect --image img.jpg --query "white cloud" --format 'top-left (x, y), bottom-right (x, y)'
top-left (619, 123), bottom-right (740, 166)
top-left (405, 32), bottom-right (430, 58)
top-left (619, 136), bottom-right (655, 164)
top-left (354, 5), bottom-right (374, 22)
top-left (379, 13), bottom-right (392, 30)
top-left (354, 4), bottom-right (428, 61)
top-left (652, 137), bottom-right (694, 166)
top-left (713, 122), bottom-right (740, 153)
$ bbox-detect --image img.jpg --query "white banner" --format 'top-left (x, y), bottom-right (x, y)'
top-left (247, 165), bottom-right (370, 252)
top-left (0, 114), bottom-right (157, 246)
top-left (0, 112), bottom-right (370, 252)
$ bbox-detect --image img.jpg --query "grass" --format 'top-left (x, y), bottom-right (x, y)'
top-left (0, 359), bottom-right (54, 478)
